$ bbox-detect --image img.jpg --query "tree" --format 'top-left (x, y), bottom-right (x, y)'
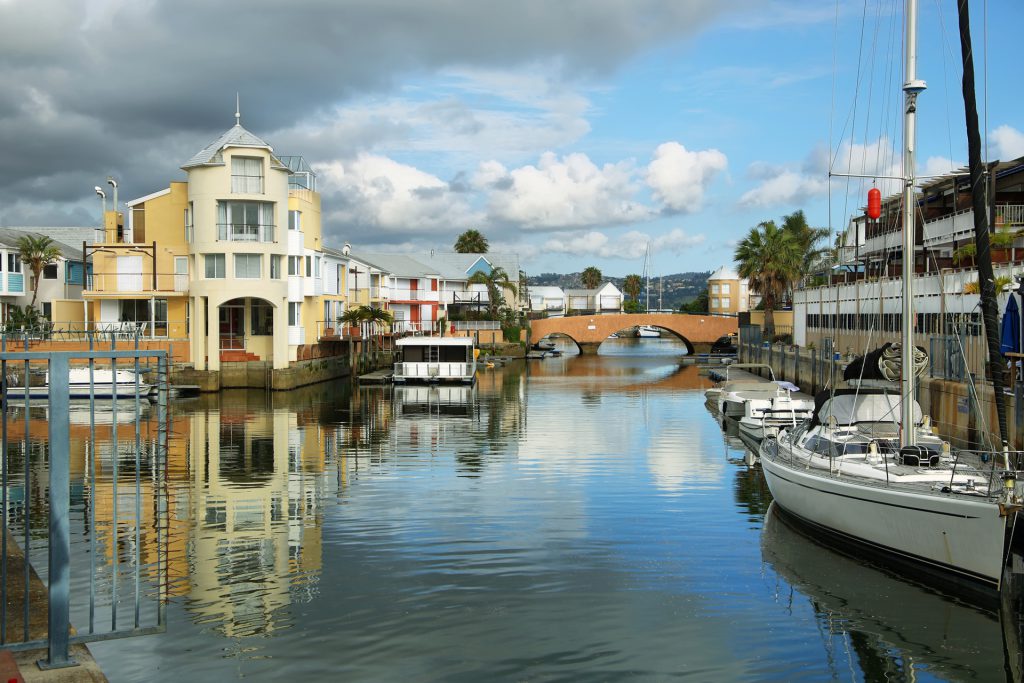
top-left (780, 210), bottom-right (831, 287)
top-left (623, 274), bottom-right (643, 301)
top-left (580, 266), bottom-right (602, 289)
top-left (734, 220), bottom-right (801, 337)
top-left (454, 229), bottom-right (489, 253)
top-left (469, 266), bottom-right (518, 318)
top-left (18, 235), bottom-right (62, 309)
top-left (680, 290), bottom-right (709, 314)
top-left (360, 306), bottom-right (393, 335)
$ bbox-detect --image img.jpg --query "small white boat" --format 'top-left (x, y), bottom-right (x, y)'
top-left (635, 325), bottom-right (661, 338)
top-left (6, 367), bottom-right (152, 400)
top-left (707, 363), bottom-right (777, 417)
top-left (393, 336), bottom-right (476, 384)
top-left (737, 385), bottom-right (813, 441)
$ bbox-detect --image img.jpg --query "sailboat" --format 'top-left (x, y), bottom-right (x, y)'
top-left (758, 0), bottom-right (1023, 591)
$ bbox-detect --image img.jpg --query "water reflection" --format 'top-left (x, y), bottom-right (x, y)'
top-left (761, 504), bottom-right (1021, 681)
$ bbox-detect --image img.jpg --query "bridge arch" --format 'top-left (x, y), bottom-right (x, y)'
top-left (530, 313), bottom-right (737, 355)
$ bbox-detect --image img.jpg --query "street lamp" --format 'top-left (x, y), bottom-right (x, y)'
top-left (106, 177), bottom-right (118, 212)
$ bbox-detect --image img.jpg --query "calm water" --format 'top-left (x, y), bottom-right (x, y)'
top-left (42, 337), bottom-right (1018, 681)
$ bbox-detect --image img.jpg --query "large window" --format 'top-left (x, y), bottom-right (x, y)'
top-left (205, 254), bottom-right (226, 279)
top-left (721, 283), bottom-right (730, 294)
top-left (7, 254), bottom-right (20, 272)
top-left (288, 256), bottom-right (302, 276)
top-left (234, 254), bottom-right (262, 279)
top-left (119, 299), bottom-right (167, 333)
top-left (231, 156), bottom-right (264, 194)
top-left (288, 210), bottom-right (301, 231)
top-left (43, 264), bottom-right (58, 280)
top-left (217, 201), bottom-right (275, 242)
top-left (288, 302), bottom-right (301, 326)
top-left (270, 255), bottom-right (281, 279)
top-left (184, 202), bottom-right (194, 242)
top-left (251, 300), bottom-right (273, 335)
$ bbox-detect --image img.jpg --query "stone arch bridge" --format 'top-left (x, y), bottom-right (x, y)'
top-left (530, 314), bottom-right (737, 355)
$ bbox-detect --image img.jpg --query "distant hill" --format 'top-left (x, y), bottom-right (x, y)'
top-left (527, 271), bottom-right (711, 310)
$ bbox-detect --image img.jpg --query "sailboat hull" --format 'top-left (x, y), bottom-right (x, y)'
top-left (760, 445), bottom-right (1010, 589)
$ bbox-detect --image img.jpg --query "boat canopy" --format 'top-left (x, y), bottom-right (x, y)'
top-left (810, 389), bottom-right (922, 427)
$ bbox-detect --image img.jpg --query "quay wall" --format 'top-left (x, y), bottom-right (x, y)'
top-left (738, 341), bottom-right (1021, 450)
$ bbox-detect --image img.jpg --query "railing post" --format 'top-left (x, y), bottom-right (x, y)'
top-left (40, 354), bottom-right (75, 669)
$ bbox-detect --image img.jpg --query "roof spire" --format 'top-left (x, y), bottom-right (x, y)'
top-left (235, 92), bottom-right (241, 126)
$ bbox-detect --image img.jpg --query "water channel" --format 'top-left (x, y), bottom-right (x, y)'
top-left (23, 337), bottom-right (1024, 679)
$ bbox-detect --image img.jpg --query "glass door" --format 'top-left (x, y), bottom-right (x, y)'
top-left (219, 300), bottom-right (245, 350)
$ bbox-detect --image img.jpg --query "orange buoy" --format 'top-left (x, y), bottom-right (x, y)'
top-left (867, 187), bottom-right (882, 219)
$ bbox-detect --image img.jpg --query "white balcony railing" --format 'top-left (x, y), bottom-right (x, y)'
top-left (388, 289), bottom-right (440, 302)
top-left (86, 272), bottom-right (189, 294)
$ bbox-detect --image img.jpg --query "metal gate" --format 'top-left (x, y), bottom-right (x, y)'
top-left (0, 348), bottom-right (168, 668)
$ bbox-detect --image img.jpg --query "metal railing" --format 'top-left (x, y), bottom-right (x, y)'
top-left (392, 320), bottom-right (433, 335)
top-left (453, 321), bottom-right (500, 331)
top-left (995, 204), bottom-right (1024, 227)
top-left (394, 362), bottom-right (472, 380)
top-left (86, 272), bottom-right (189, 294)
top-left (215, 223), bottom-right (275, 242)
top-left (0, 322), bottom-right (182, 342)
top-left (0, 346), bottom-right (169, 668)
top-left (389, 289), bottom-right (440, 302)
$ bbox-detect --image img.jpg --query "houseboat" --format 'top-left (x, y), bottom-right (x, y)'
top-left (393, 336), bottom-right (477, 384)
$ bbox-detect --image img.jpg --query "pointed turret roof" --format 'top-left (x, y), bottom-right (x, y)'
top-left (181, 123), bottom-right (280, 170)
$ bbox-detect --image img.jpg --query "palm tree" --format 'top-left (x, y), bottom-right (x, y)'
top-left (469, 267), bottom-right (517, 318)
top-left (338, 307), bottom-right (363, 335)
top-left (623, 274), bottom-right (643, 301)
top-left (780, 210), bottom-right (831, 286)
top-left (581, 266), bottom-right (602, 289)
top-left (734, 220), bottom-right (801, 338)
top-left (18, 235), bottom-right (62, 309)
top-left (454, 229), bottom-right (489, 253)
top-left (360, 306), bottom-right (393, 335)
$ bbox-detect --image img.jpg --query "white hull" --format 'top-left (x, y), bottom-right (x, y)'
top-left (6, 369), bottom-right (152, 400)
top-left (759, 441), bottom-right (1010, 588)
top-left (636, 326), bottom-right (660, 338)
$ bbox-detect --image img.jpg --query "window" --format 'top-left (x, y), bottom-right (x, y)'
top-left (205, 254), bottom-right (225, 279)
top-left (231, 156), bottom-right (264, 193)
top-left (288, 302), bottom-right (301, 326)
top-left (721, 283), bottom-right (730, 294)
top-left (119, 299), bottom-right (167, 333)
top-left (711, 284), bottom-right (719, 294)
top-left (235, 254), bottom-right (261, 279)
top-left (289, 210), bottom-right (301, 231)
top-left (314, 257), bottom-right (320, 277)
top-left (251, 300), bottom-right (273, 335)
top-left (721, 297), bottom-right (731, 308)
top-left (270, 255), bottom-right (281, 279)
top-left (288, 256), bottom-right (302, 276)
top-left (305, 256), bottom-right (311, 277)
top-left (7, 254), bottom-right (20, 272)
top-left (711, 297), bottom-right (720, 308)
top-left (43, 264), bottom-right (58, 280)
top-left (217, 201), bottom-right (275, 242)
top-left (184, 202), bottom-right (194, 242)
top-left (42, 302), bottom-right (52, 320)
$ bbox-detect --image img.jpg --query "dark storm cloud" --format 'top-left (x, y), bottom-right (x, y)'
top-left (0, 0), bottom-right (742, 225)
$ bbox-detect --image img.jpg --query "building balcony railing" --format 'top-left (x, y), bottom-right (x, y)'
top-left (85, 272), bottom-right (189, 295)
top-left (392, 320), bottom-right (434, 335)
top-left (388, 289), bottom-right (440, 302)
top-left (216, 223), bottom-right (275, 242)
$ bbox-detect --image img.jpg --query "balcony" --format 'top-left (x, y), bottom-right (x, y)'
top-left (921, 204), bottom-right (1024, 249)
top-left (217, 223), bottom-right (275, 243)
top-left (388, 289), bottom-right (440, 302)
top-left (84, 272), bottom-right (189, 297)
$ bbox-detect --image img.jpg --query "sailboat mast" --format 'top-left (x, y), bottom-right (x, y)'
top-left (901, 0), bottom-right (926, 447)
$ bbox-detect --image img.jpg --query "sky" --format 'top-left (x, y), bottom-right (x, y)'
top-left (2, 0), bottom-right (1022, 278)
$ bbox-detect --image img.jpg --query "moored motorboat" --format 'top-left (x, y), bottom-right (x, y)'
top-left (5, 367), bottom-right (153, 400)
top-left (393, 336), bottom-right (477, 384)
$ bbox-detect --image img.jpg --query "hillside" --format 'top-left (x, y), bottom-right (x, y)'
top-left (527, 271), bottom-right (710, 310)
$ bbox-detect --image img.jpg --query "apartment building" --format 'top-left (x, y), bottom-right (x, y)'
top-left (82, 117), bottom-right (332, 371)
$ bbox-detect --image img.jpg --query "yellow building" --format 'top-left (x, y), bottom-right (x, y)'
top-left (707, 265), bottom-right (758, 314)
top-left (84, 115), bottom-right (339, 373)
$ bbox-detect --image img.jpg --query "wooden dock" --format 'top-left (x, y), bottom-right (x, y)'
top-left (359, 368), bottom-right (394, 384)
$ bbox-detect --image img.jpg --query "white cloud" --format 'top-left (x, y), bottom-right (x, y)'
top-left (738, 137), bottom-right (951, 208)
top-left (543, 228), bottom-right (703, 259)
top-left (480, 152), bottom-right (652, 230)
top-left (315, 154), bottom-right (481, 234)
top-left (646, 142), bottom-right (727, 213)
top-left (991, 125), bottom-right (1024, 160)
